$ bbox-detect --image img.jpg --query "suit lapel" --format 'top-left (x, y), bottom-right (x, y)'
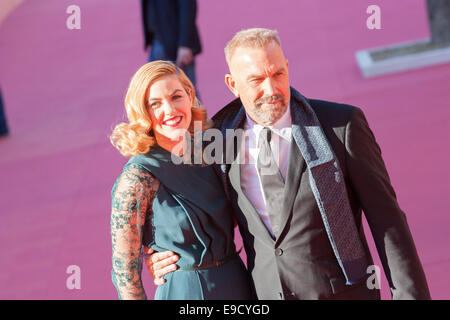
top-left (275, 101), bottom-right (307, 243)
top-left (229, 153), bottom-right (276, 244)
top-left (276, 135), bottom-right (305, 243)
top-left (226, 106), bottom-right (276, 245)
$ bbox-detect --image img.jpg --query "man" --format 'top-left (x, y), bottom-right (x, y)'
top-left (141, 0), bottom-right (202, 87)
top-left (0, 88), bottom-right (8, 137)
top-left (145, 28), bottom-right (430, 299)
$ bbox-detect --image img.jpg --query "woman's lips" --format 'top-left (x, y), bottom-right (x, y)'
top-left (163, 116), bottom-right (183, 127)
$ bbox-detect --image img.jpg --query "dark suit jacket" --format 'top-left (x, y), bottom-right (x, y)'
top-left (212, 88), bottom-right (431, 300)
top-left (141, 0), bottom-right (202, 60)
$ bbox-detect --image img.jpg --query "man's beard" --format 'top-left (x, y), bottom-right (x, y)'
top-left (251, 94), bottom-right (287, 125)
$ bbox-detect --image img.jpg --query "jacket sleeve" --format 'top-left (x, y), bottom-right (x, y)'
top-left (141, 0), bottom-right (152, 50)
top-left (177, 0), bottom-right (197, 49)
top-left (345, 107), bottom-right (431, 300)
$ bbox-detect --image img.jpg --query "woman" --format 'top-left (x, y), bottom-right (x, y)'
top-left (110, 60), bottom-right (254, 300)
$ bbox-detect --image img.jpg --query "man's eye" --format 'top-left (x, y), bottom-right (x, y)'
top-left (172, 95), bottom-right (182, 100)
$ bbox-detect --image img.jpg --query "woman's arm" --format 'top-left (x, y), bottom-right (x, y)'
top-left (110, 163), bottom-right (159, 300)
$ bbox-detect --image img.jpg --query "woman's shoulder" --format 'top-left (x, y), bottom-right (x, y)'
top-left (122, 162), bottom-right (154, 177)
top-left (112, 162), bottom-right (160, 197)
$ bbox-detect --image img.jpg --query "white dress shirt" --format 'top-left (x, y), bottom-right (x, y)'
top-left (240, 106), bottom-right (292, 236)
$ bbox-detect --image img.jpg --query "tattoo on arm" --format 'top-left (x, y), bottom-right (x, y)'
top-left (110, 163), bottom-right (159, 300)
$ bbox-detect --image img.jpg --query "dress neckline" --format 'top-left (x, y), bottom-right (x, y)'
top-left (148, 143), bottom-right (209, 167)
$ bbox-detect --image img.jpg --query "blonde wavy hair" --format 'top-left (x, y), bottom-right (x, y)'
top-left (110, 60), bottom-right (211, 157)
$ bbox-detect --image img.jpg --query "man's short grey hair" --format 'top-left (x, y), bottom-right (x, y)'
top-left (224, 28), bottom-right (282, 67)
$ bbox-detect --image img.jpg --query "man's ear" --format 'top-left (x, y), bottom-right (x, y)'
top-left (225, 74), bottom-right (239, 97)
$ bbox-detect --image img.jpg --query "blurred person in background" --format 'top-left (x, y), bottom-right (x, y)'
top-left (141, 0), bottom-right (202, 89)
top-left (0, 88), bottom-right (8, 137)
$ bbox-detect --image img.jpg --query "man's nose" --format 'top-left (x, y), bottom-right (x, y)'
top-left (262, 78), bottom-right (276, 96)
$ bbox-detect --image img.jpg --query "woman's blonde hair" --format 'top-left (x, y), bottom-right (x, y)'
top-left (110, 60), bottom-right (211, 157)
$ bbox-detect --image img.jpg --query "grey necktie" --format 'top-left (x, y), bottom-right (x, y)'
top-left (257, 127), bottom-right (285, 237)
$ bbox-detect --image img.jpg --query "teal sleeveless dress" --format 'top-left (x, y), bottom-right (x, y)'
top-left (127, 145), bottom-right (254, 300)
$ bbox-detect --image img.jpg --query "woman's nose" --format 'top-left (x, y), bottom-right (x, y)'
top-left (161, 100), bottom-right (176, 115)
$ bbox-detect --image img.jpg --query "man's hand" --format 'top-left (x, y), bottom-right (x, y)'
top-left (176, 46), bottom-right (193, 68)
top-left (143, 246), bottom-right (179, 286)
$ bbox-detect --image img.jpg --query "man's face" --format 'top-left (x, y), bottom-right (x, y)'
top-left (225, 41), bottom-right (290, 126)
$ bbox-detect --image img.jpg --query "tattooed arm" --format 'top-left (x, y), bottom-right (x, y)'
top-left (110, 163), bottom-right (160, 300)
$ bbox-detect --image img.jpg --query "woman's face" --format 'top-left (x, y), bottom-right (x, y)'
top-left (147, 75), bottom-right (193, 145)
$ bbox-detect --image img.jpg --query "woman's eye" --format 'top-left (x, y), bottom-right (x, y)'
top-left (172, 95), bottom-right (182, 100)
top-left (150, 102), bottom-right (160, 108)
